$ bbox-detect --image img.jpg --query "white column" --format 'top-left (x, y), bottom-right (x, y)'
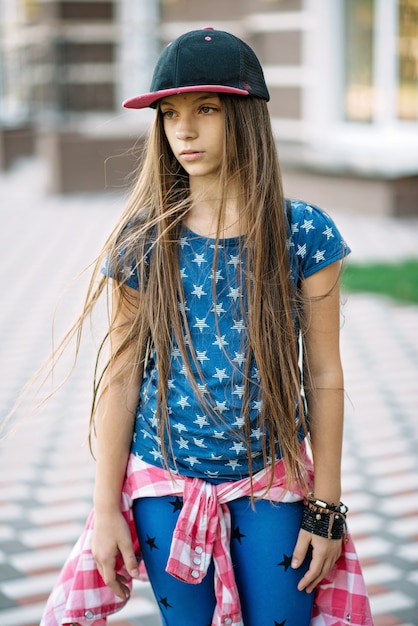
top-left (117, 0), bottom-right (160, 107)
top-left (374, 0), bottom-right (397, 127)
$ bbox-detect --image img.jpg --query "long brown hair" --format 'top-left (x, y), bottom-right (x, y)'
top-left (83, 94), bottom-right (310, 492)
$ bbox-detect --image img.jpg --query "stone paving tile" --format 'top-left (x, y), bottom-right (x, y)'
top-left (1, 161), bottom-right (418, 625)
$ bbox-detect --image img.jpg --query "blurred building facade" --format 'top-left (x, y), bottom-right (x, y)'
top-left (0, 0), bottom-right (417, 213)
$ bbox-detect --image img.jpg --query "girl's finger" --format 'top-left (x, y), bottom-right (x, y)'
top-left (291, 529), bottom-right (312, 569)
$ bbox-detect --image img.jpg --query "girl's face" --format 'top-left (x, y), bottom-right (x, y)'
top-left (160, 92), bottom-right (225, 183)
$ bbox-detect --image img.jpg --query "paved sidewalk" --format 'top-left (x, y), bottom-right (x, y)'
top-left (0, 160), bottom-right (418, 626)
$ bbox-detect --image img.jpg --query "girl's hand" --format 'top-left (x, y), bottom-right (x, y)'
top-left (91, 510), bottom-right (139, 600)
top-left (291, 528), bottom-right (342, 593)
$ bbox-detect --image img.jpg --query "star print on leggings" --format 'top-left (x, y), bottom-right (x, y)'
top-left (159, 595), bottom-right (173, 609)
top-left (145, 534), bottom-right (159, 550)
top-left (231, 525), bottom-right (245, 543)
top-left (278, 553), bottom-right (292, 571)
top-left (169, 496), bottom-right (183, 512)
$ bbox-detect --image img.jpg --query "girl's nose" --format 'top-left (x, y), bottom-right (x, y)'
top-left (175, 119), bottom-right (197, 140)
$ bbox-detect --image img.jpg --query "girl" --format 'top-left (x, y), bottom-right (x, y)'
top-left (41, 28), bottom-right (372, 626)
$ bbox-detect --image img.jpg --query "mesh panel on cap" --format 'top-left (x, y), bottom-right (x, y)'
top-left (237, 40), bottom-right (269, 99)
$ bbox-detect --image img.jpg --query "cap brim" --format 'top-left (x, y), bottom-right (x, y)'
top-left (123, 84), bottom-right (250, 109)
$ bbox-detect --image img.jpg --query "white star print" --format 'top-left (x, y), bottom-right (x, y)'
top-left (141, 429), bottom-right (154, 440)
top-left (231, 319), bottom-right (246, 333)
top-left (192, 284), bottom-right (207, 298)
top-left (213, 430), bottom-right (226, 439)
top-left (227, 287), bottom-right (242, 301)
top-left (206, 470), bottom-right (220, 477)
top-left (215, 401), bottom-right (228, 414)
top-left (296, 243), bottom-right (307, 258)
top-left (229, 441), bottom-right (246, 454)
top-left (301, 219), bottom-right (315, 233)
top-left (212, 335), bottom-right (229, 349)
top-left (193, 437), bottom-right (207, 448)
top-left (194, 318), bottom-right (210, 332)
top-left (150, 449), bottom-right (163, 461)
top-left (252, 368), bottom-right (261, 382)
top-left (179, 236), bottom-right (191, 248)
top-left (232, 416), bottom-right (245, 428)
top-left (213, 368), bottom-right (229, 382)
top-left (211, 453), bottom-right (223, 460)
top-left (252, 400), bottom-right (263, 413)
top-left (210, 269), bottom-right (224, 282)
top-left (196, 351), bottom-right (210, 363)
top-left (212, 302), bottom-right (227, 315)
top-left (122, 266), bottom-right (135, 281)
top-left (225, 459), bottom-right (242, 470)
top-left (313, 249), bottom-right (326, 263)
top-left (228, 254), bottom-right (241, 267)
top-left (251, 427), bottom-right (263, 440)
top-left (178, 300), bottom-right (190, 312)
top-left (192, 253), bottom-right (207, 267)
top-left (178, 396), bottom-right (191, 409)
top-left (180, 267), bottom-right (188, 278)
top-left (185, 455), bottom-right (201, 466)
top-left (173, 422), bottom-right (188, 433)
top-left (197, 383), bottom-right (209, 395)
top-left (176, 437), bottom-right (189, 449)
top-left (233, 385), bottom-right (245, 399)
top-left (194, 415), bottom-right (209, 428)
top-left (233, 352), bottom-right (246, 367)
top-left (322, 225), bottom-right (334, 240)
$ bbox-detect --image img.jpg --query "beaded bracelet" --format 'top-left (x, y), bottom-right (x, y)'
top-left (301, 493), bottom-right (348, 541)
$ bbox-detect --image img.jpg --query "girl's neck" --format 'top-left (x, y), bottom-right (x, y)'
top-left (185, 178), bottom-right (244, 239)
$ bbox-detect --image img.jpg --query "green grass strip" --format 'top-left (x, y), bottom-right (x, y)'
top-left (342, 259), bottom-right (418, 304)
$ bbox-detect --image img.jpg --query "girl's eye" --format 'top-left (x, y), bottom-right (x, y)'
top-left (200, 106), bottom-right (216, 114)
top-left (162, 110), bottom-right (176, 119)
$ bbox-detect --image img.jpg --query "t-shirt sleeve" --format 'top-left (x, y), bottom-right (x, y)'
top-left (288, 200), bottom-right (351, 281)
top-left (101, 251), bottom-right (140, 290)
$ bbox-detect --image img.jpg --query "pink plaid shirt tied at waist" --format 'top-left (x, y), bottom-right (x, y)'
top-left (40, 446), bottom-right (373, 626)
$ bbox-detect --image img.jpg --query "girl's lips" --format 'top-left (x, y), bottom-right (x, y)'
top-left (180, 151), bottom-right (204, 161)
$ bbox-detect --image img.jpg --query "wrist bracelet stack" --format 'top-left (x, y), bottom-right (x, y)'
top-left (301, 493), bottom-right (348, 541)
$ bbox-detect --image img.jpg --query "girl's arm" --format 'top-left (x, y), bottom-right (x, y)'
top-left (291, 260), bottom-right (345, 592)
top-left (91, 283), bottom-right (142, 600)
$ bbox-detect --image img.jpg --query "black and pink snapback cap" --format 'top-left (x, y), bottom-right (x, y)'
top-left (123, 27), bottom-right (270, 109)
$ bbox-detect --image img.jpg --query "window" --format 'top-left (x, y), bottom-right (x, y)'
top-left (343, 0), bottom-right (375, 123)
top-left (398, 0), bottom-right (418, 120)
top-left (343, 0), bottom-right (418, 124)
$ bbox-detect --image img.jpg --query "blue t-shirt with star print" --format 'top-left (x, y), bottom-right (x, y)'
top-left (107, 200), bottom-right (350, 481)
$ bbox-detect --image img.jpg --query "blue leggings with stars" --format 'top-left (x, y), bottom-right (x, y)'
top-left (132, 496), bottom-right (313, 626)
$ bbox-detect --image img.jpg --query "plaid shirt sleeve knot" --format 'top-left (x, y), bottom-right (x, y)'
top-left (40, 448), bottom-right (373, 626)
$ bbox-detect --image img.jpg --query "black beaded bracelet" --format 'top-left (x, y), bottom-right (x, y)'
top-left (301, 494), bottom-right (348, 541)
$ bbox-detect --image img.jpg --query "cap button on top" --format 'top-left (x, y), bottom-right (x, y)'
top-left (203, 26), bottom-right (214, 30)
